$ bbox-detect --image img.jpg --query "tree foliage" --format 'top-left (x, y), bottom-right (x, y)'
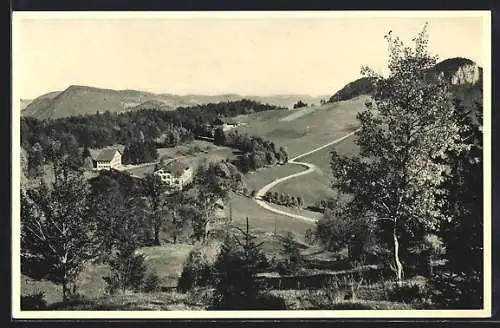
top-left (211, 218), bottom-right (269, 309)
top-left (141, 173), bottom-right (168, 245)
top-left (439, 101), bottom-right (483, 275)
top-left (277, 232), bottom-right (303, 275)
top-left (21, 100), bottom-right (285, 169)
top-left (326, 24), bottom-right (464, 283)
top-left (293, 100), bottom-right (308, 109)
top-left (190, 161), bottom-right (242, 241)
top-left (218, 131), bottom-right (288, 172)
top-left (21, 162), bottom-right (99, 301)
top-left (122, 140), bottom-right (159, 165)
top-left (103, 206), bottom-right (147, 294)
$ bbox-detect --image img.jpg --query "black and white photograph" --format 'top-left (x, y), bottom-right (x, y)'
top-left (11, 11), bottom-right (491, 318)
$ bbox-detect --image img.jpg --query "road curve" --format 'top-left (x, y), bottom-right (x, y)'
top-left (254, 128), bottom-right (360, 222)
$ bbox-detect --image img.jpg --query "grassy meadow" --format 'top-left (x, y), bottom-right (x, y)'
top-left (233, 96), bottom-right (368, 158)
top-left (21, 242), bottom-right (195, 306)
top-left (227, 194), bottom-right (317, 243)
top-left (270, 134), bottom-right (360, 207)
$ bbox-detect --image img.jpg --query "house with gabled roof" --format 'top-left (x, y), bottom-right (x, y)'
top-left (213, 117), bottom-right (242, 132)
top-left (153, 160), bottom-right (193, 190)
top-left (95, 148), bottom-right (122, 170)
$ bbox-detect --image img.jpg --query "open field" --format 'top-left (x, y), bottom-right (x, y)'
top-left (233, 96), bottom-right (368, 158)
top-left (22, 263), bottom-right (110, 305)
top-left (270, 135), bottom-right (360, 207)
top-left (243, 163), bottom-right (304, 192)
top-left (270, 171), bottom-right (334, 208)
top-left (21, 243), bottom-right (195, 305)
top-left (299, 133), bottom-right (360, 170)
top-left (156, 139), bottom-right (231, 160)
top-left (228, 194), bottom-right (317, 242)
top-left (139, 244), bottom-right (195, 287)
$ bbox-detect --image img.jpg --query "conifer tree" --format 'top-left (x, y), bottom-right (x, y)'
top-left (212, 217), bottom-right (269, 309)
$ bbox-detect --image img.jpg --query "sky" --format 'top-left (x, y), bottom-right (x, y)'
top-left (13, 12), bottom-right (488, 99)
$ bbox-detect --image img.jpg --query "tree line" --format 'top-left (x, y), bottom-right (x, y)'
top-left (22, 100), bottom-right (285, 174)
top-left (121, 140), bottom-right (159, 165)
top-left (262, 191), bottom-right (304, 208)
top-left (214, 128), bottom-right (289, 173)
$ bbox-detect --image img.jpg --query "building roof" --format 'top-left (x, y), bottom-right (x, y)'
top-left (157, 160), bottom-right (190, 177)
top-left (214, 117), bottom-right (239, 125)
top-left (96, 149), bottom-right (120, 162)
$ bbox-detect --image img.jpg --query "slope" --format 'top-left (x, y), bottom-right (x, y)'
top-left (233, 95), bottom-right (369, 158)
top-left (327, 57), bottom-right (483, 104)
top-left (21, 84), bottom-right (328, 120)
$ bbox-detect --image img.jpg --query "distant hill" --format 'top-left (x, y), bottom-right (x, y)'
top-left (20, 99), bottom-right (33, 110)
top-left (21, 84), bottom-right (327, 120)
top-left (328, 77), bottom-right (376, 103)
top-left (328, 57), bottom-right (483, 103)
top-left (21, 91), bottom-right (62, 114)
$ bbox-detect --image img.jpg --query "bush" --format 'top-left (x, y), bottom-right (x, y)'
top-left (277, 232), bottom-right (303, 275)
top-left (104, 251), bottom-right (147, 294)
top-left (387, 283), bottom-right (426, 305)
top-left (308, 277), bottom-right (344, 305)
top-left (426, 271), bottom-right (483, 309)
top-left (177, 242), bottom-right (221, 292)
top-left (21, 292), bottom-right (47, 310)
top-left (186, 288), bottom-right (215, 306)
top-left (143, 272), bottom-right (162, 293)
top-left (304, 228), bottom-right (315, 245)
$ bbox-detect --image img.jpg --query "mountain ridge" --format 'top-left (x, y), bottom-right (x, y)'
top-left (22, 86), bottom-right (328, 120)
top-left (328, 57), bottom-right (483, 103)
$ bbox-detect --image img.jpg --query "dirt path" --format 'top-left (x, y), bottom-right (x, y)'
top-left (254, 128), bottom-right (360, 222)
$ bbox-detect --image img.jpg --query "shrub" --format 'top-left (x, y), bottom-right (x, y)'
top-left (143, 272), bottom-right (162, 293)
top-left (387, 283), bottom-right (426, 305)
top-left (277, 232), bottom-right (303, 275)
top-left (104, 250), bottom-right (147, 294)
top-left (304, 228), bottom-right (315, 245)
top-left (21, 292), bottom-right (47, 310)
top-left (426, 271), bottom-right (483, 309)
top-left (177, 241), bottom-right (221, 292)
top-left (186, 288), bottom-right (215, 306)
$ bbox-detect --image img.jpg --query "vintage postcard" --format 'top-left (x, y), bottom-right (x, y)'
top-left (11, 10), bottom-right (491, 319)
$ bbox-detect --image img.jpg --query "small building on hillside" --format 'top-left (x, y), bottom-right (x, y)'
top-left (154, 160), bottom-right (193, 190)
top-left (213, 117), bottom-right (242, 132)
top-left (95, 149), bottom-right (122, 170)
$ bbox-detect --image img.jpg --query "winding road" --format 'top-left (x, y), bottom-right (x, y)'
top-left (254, 128), bottom-right (360, 223)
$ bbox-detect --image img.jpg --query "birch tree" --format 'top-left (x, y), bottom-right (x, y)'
top-left (192, 161), bottom-right (239, 242)
top-left (329, 24), bottom-right (464, 283)
top-left (21, 163), bottom-right (99, 301)
top-left (142, 173), bottom-right (167, 245)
